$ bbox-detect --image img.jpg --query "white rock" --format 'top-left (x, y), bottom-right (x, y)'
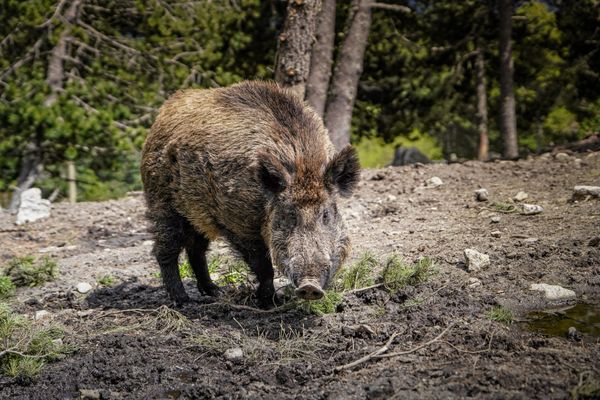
top-left (273, 277), bottom-right (291, 292)
top-left (474, 188), bottom-right (489, 202)
top-left (518, 204), bottom-right (544, 215)
top-left (490, 230), bottom-right (502, 238)
top-left (530, 283), bottom-right (576, 301)
top-left (425, 176), bottom-right (443, 188)
top-left (16, 188), bottom-right (51, 225)
top-left (523, 237), bottom-right (539, 244)
top-left (491, 216), bottom-right (501, 223)
top-left (573, 185), bottom-right (600, 199)
top-left (34, 310), bottom-right (52, 320)
top-left (386, 194), bottom-right (397, 202)
top-left (38, 245), bottom-right (77, 254)
top-left (51, 338), bottom-right (63, 347)
top-left (555, 152), bottom-right (571, 162)
top-left (142, 240), bottom-right (155, 246)
top-left (224, 347), bottom-right (243, 361)
top-left (76, 282), bottom-right (93, 294)
top-left (468, 277), bottom-right (482, 288)
top-left (464, 249), bottom-right (490, 272)
top-left (513, 191), bottom-right (528, 202)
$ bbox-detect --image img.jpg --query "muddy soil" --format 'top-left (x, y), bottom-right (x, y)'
top-left (1, 151), bottom-right (599, 399)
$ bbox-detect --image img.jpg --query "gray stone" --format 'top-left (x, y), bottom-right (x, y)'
top-left (555, 152), bottom-right (571, 162)
top-left (523, 237), bottom-right (539, 244)
top-left (464, 249), bottom-right (490, 272)
top-left (491, 216), bottom-right (501, 223)
top-left (474, 188), bottom-right (489, 202)
top-left (76, 282), bottom-right (93, 294)
top-left (34, 310), bottom-right (52, 320)
top-left (79, 389), bottom-right (101, 399)
top-left (467, 277), bottom-right (482, 288)
top-left (425, 176), bottom-right (443, 188)
top-left (224, 347), bottom-right (243, 361)
top-left (573, 185), bottom-right (600, 200)
top-left (16, 188), bottom-right (51, 225)
top-left (490, 230), bottom-right (502, 238)
top-left (529, 283), bottom-right (576, 301)
top-left (513, 191), bottom-right (528, 202)
top-left (518, 204), bottom-right (544, 215)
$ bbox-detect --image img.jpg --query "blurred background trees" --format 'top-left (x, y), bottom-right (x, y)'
top-left (0, 0), bottom-right (598, 205)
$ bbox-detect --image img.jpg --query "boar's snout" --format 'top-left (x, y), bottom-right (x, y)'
top-left (295, 279), bottom-right (324, 300)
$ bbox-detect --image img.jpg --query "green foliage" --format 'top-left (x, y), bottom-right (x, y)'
top-left (338, 252), bottom-right (377, 291)
top-left (98, 275), bottom-right (115, 287)
top-left (0, 304), bottom-right (74, 379)
top-left (178, 260), bottom-right (195, 279)
top-left (486, 306), bottom-right (513, 324)
top-left (3, 256), bottom-right (58, 287)
top-left (216, 260), bottom-right (249, 286)
top-left (381, 255), bottom-right (435, 292)
top-left (300, 291), bottom-right (343, 316)
top-left (0, 276), bottom-right (16, 299)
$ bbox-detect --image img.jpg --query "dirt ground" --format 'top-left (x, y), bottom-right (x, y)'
top-left (1, 151), bottom-right (599, 399)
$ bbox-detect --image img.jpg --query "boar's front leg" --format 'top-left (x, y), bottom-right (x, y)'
top-left (184, 227), bottom-right (220, 297)
top-left (243, 245), bottom-right (276, 307)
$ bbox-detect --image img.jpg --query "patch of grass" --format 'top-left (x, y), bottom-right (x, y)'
top-left (207, 255), bottom-right (223, 275)
top-left (216, 260), bottom-right (249, 286)
top-left (338, 252), bottom-right (377, 291)
top-left (178, 260), bottom-right (194, 279)
top-left (153, 305), bottom-right (190, 332)
top-left (300, 290), bottom-right (343, 316)
top-left (3, 256), bottom-right (58, 288)
top-left (381, 255), bottom-right (435, 292)
top-left (97, 275), bottom-right (115, 287)
top-left (571, 373), bottom-right (600, 400)
top-left (0, 276), bottom-right (16, 299)
top-left (489, 202), bottom-right (517, 213)
top-left (191, 324), bottom-right (323, 365)
top-left (486, 306), bottom-right (513, 324)
top-left (0, 304), bottom-right (74, 380)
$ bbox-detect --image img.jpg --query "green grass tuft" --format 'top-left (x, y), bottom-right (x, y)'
top-left (0, 276), bottom-right (16, 299)
top-left (300, 291), bottom-right (343, 316)
top-left (338, 252), bottom-right (377, 291)
top-left (3, 256), bottom-right (58, 288)
top-left (98, 275), bottom-right (115, 287)
top-left (490, 202), bottom-right (517, 213)
top-left (381, 255), bottom-right (435, 292)
top-left (178, 260), bottom-right (195, 279)
top-left (486, 306), bottom-right (513, 324)
top-left (1, 304), bottom-right (73, 379)
top-left (216, 260), bottom-right (249, 286)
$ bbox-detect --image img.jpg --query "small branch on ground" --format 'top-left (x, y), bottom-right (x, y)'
top-left (334, 331), bottom-right (399, 372)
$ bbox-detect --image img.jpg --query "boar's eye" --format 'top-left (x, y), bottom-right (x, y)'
top-left (321, 208), bottom-right (330, 225)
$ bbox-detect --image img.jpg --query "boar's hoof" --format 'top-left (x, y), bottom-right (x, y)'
top-left (199, 282), bottom-right (222, 297)
top-left (170, 293), bottom-right (191, 307)
top-left (295, 280), bottom-right (324, 301)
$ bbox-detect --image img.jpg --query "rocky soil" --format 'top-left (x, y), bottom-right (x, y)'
top-left (1, 151), bottom-right (599, 399)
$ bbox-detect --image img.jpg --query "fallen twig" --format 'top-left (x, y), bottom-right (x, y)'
top-left (375, 323), bottom-right (455, 359)
top-left (345, 283), bottom-right (384, 295)
top-left (334, 331), bottom-right (399, 372)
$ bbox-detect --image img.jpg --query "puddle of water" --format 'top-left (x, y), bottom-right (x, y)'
top-left (523, 303), bottom-right (600, 338)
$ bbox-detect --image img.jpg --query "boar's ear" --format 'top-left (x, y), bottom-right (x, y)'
top-left (325, 145), bottom-right (360, 197)
top-left (257, 152), bottom-right (291, 194)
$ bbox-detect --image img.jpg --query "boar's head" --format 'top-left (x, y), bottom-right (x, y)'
top-left (259, 145), bottom-right (360, 300)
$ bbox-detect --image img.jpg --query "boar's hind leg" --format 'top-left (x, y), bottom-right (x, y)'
top-left (184, 229), bottom-right (220, 297)
top-left (152, 212), bottom-right (189, 305)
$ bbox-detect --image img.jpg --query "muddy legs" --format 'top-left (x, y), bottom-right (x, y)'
top-left (184, 228), bottom-right (220, 297)
top-left (151, 212), bottom-right (189, 305)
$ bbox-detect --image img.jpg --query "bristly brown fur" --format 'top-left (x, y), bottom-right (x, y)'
top-left (140, 81), bottom-right (358, 305)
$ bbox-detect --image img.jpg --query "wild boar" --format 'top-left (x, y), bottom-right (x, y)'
top-left (141, 81), bottom-right (359, 306)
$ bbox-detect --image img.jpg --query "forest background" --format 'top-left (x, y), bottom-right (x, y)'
top-left (0, 0), bottom-right (598, 205)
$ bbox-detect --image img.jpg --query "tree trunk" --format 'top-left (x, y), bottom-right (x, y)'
top-left (275, 0), bottom-right (322, 99)
top-left (305, 0), bottom-right (336, 116)
top-left (8, 0), bottom-right (81, 211)
top-left (498, 0), bottom-right (518, 159)
top-left (324, 0), bottom-right (372, 151)
top-left (475, 44), bottom-right (489, 161)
